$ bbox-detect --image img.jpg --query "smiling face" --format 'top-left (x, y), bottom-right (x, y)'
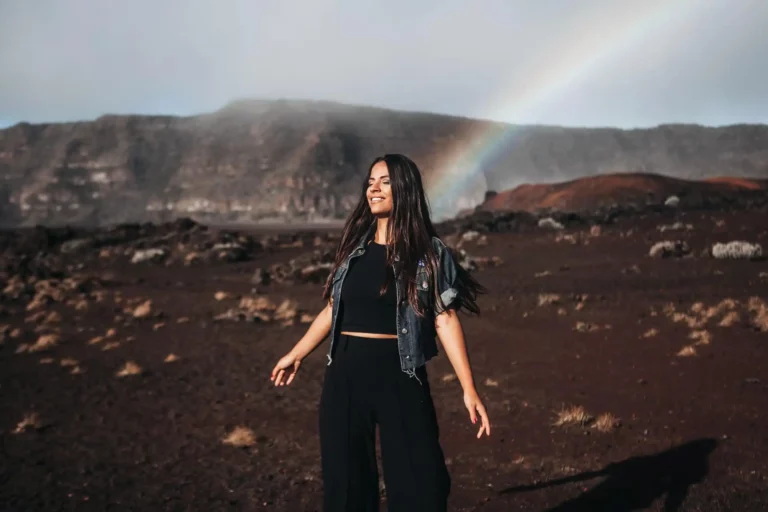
top-left (367, 160), bottom-right (394, 216)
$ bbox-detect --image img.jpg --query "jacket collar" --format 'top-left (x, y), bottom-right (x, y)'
top-left (350, 223), bottom-right (400, 262)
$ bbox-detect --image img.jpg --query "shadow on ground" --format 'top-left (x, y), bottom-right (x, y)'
top-left (500, 438), bottom-right (718, 511)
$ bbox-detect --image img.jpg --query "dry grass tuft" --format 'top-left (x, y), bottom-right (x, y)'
top-left (718, 311), bottom-right (740, 327)
top-left (484, 378), bottom-right (499, 387)
top-left (222, 426), bottom-right (256, 447)
top-left (115, 361), bottom-right (142, 377)
top-left (87, 335), bottom-right (104, 345)
top-left (60, 358), bottom-right (78, 367)
top-left (13, 412), bottom-right (42, 434)
top-left (101, 341), bottom-right (121, 351)
top-left (441, 373), bottom-right (457, 383)
top-left (689, 330), bottom-right (712, 346)
top-left (39, 357), bottom-right (54, 364)
top-left (642, 328), bottom-right (659, 338)
top-left (677, 345), bottom-right (697, 357)
top-left (70, 366), bottom-right (84, 375)
top-left (29, 333), bottom-right (60, 353)
top-left (574, 321), bottom-right (601, 333)
top-left (133, 300), bottom-right (152, 319)
top-left (105, 328), bottom-right (117, 338)
top-left (537, 293), bottom-right (561, 307)
top-left (747, 297), bottom-right (768, 332)
top-left (553, 406), bottom-right (593, 427)
top-left (177, 317), bottom-right (190, 324)
top-left (592, 413), bottom-right (621, 432)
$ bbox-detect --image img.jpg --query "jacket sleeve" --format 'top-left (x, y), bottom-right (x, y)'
top-left (433, 238), bottom-right (460, 314)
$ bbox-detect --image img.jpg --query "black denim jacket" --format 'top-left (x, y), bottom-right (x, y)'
top-left (326, 228), bottom-right (460, 381)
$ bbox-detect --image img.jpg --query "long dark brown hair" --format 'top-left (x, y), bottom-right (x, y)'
top-left (322, 154), bottom-right (485, 316)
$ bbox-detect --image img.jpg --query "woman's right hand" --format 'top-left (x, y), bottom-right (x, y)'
top-left (270, 352), bottom-right (301, 386)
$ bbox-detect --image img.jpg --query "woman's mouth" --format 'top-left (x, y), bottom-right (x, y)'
top-left (370, 197), bottom-right (385, 203)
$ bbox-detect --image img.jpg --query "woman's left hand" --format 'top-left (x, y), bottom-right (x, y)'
top-left (463, 389), bottom-right (491, 438)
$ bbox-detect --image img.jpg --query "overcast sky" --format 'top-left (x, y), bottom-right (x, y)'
top-left (1, 0), bottom-right (767, 129)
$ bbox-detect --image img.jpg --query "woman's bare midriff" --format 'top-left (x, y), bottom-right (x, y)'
top-left (340, 331), bottom-right (398, 339)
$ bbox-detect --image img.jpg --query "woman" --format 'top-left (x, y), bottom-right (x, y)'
top-left (270, 154), bottom-right (490, 511)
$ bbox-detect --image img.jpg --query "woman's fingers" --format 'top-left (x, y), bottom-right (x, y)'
top-left (285, 361), bottom-right (300, 385)
top-left (476, 404), bottom-right (491, 438)
top-left (274, 368), bottom-right (285, 386)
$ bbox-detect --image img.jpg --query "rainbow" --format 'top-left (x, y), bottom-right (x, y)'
top-left (428, 0), bottom-right (703, 218)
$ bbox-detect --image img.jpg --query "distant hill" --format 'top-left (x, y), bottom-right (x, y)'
top-left (1, 99), bottom-right (767, 227)
top-left (474, 173), bottom-right (768, 214)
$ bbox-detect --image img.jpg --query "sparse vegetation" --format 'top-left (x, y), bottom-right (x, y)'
top-left (116, 361), bottom-right (142, 377)
top-left (13, 412), bottom-right (42, 434)
top-left (592, 413), bottom-right (621, 432)
top-left (29, 334), bottom-right (59, 353)
top-left (554, 406), bottom-right (594, 427)
top-left (222, 426), bottom-right (256, 447)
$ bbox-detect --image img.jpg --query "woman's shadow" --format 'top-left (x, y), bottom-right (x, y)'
top-left (499, 438), bottom-right (717, 511)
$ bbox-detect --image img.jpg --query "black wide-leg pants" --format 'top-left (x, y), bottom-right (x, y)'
top-left (319, 334), bottom-right (451, 512)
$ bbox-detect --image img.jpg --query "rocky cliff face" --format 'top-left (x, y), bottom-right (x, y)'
top-left (1, 99), bottom-right (767, 227)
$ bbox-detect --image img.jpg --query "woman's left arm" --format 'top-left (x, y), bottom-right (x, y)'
top-left (436, 309), bottom-right (491, 438)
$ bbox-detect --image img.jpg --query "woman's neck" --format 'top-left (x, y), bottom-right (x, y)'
top-left (373, 217), bottom-right (389, 245)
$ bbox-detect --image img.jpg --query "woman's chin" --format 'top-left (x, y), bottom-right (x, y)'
top-left (370, 207), bottom-right (391, 217)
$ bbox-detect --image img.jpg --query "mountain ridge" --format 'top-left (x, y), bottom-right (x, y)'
top-left (1, 99), bottom-right (767, 227)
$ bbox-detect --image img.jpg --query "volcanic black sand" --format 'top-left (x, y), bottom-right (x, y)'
top-left (1, 209), bottom-right (767, 511)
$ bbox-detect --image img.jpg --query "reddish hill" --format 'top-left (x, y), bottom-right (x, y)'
top-left (479, 173), bottom-right (768, 213)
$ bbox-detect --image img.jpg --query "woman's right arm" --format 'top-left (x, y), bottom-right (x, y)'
top-left (270, 301), bottom-right (333, 386)
top-left (289, 302), bottom-right (333, 360)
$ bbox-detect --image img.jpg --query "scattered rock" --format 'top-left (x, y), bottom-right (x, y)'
top-left (441, 373), bottom-right (458, 383)
top-left (164, 353), bottom-right (179, 363)
top-left (657, 222), bottom-right (693, 232)
top-left (649, 240), bottom-right (690, 258)
top-left (538, 217), bottom-right (565, 230)
top-left (664, 195), bottom-right (680, 207)
top-left (131, 248), bottom-right (167, 264)
top-left (677, 345), bottom-right (697, 357)
top-left (214, 291), bottom-right (232, 301)
top-left (484, 378), bottom-right (499, 387)
top-left (642, 328), bottom-right (659, 338)
top-left (60, 358), bottom-right (78, 367)
top-left (575, 322), bottom-right (600, 333)
top-left (711, 241), bottom-right (763, 260)
top-left (460, 230), bottom-right (481, 243)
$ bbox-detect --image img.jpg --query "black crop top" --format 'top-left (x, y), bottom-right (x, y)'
top-left (338, 241), bottom-right (398, 334)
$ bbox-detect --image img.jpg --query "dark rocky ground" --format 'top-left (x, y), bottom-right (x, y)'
top-left (1, 205), bottom-right (767, 511)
